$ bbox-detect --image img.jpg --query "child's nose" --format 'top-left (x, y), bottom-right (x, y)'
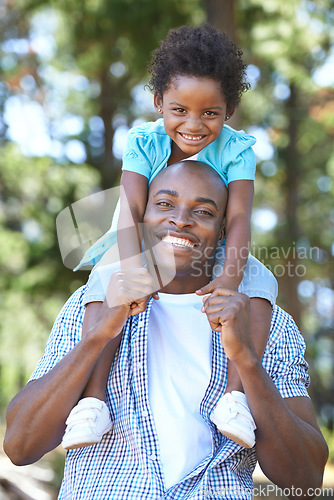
top-left (186, 117), bottom-right (203, 132)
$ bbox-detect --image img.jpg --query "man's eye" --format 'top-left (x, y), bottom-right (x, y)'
top-left (157, 201), bottom-right (172, 207)
top-left (195, 209), bottom-right (213, 216)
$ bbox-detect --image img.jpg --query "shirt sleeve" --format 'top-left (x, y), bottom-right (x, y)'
top-left (28, 286), bottom-right (86, 382)
top-left (122, 126), bottom-right (156, 179)
top-left (82, 261), bottom-right (120, 306)
top-left (198, 126), bottom-right (257, 186)
top-left (225, 132), bottom-right (256, 184)
top-left (262, 306), bottom-right (310, 398)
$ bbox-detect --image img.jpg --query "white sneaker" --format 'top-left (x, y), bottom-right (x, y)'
top-left (61, 397), bottom-right (112, 450)
top-left (210, 391), bottom-right (256, 448)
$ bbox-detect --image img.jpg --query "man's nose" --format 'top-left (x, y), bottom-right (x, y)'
top-left (168, 207), bottom-right (193, 228)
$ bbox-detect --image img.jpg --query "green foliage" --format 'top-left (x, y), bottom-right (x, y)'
top-left (240, 3), bottom-right (333, 270)
top-left (239, 0), bottom-right (334, 414)
top-left (0, 0), bottom-right (202, 418)
top-left (0, 143), bottom-right (101, 413)
top-left (0, 0), bottom-right (333, 431)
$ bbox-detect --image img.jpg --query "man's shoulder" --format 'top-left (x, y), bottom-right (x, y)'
top-left (268, 305), bottom-right (305, 350)
top-left (271, 304), bottom-right (292, 327)
top-left (56, 285), bottom-right (88, 323)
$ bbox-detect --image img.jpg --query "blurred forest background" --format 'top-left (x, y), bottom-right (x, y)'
top-left (0, 0), bottom-right (333, 497)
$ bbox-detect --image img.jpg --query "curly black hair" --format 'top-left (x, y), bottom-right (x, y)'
top-left (148, 24), bottom-right (250, 113)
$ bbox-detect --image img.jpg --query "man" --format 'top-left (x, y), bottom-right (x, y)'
top-left (4, 162), bottom-right (328, 499)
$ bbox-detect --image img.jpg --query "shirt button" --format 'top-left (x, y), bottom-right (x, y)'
top-left (138, 320), bottom-right (145, 328)
top-left (142, 410), bottom-right (149, 417)
top-left (149, 453), bottom-right (156, 460)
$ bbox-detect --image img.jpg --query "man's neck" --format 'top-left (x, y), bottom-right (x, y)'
top-left (158, 275), bottom-right (211, 295)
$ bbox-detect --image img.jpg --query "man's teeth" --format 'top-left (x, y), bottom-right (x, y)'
top-left (181, 133), bottom-right (204, 141)
top-left (163, 235), bottom-right (195, 248)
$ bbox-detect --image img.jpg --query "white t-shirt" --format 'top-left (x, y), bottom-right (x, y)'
top-left (147, 292), bottom-right (213, 489)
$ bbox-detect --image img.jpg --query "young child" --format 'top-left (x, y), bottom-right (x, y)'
top-left (61, 24), bottom-right (277, 450)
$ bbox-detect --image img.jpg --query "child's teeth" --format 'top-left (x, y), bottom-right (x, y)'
top-left (182, 134), bottom-right (203, 140)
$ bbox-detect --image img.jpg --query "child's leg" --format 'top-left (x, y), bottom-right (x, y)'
top-left (210, 251), bottom-right (277, 447)
top-left (80, 302), bottom-right (118, 401)
top-left (214, 250), bottom-right (277, 394)
top-left (211, 298), bottom-right (272, 448)
top-left (62, 301), bottom-right (121, 450)
top-left (81, 341), bottom-right (117, 400)
top-left (224, 297), bottom-right (272, 394)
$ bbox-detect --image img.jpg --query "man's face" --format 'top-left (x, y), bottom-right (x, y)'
top-left (143, 162), bottom-right (227, 286)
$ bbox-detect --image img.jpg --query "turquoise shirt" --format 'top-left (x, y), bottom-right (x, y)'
top-left (122, 118), bottom-right (256, 186)
top-left (74, 119), bottom-right (256, 269)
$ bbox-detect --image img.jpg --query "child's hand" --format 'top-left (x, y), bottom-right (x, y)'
top-left (105, 268), bottom-right (159, 319)
top-left (196, 275), bottom-right (238, 297)
top-left (130, 290), bottom-right (159, 316)
top-left (124, 268), bottom-right (159, 316)
top-left (200, 288), bottom-right (253, 363)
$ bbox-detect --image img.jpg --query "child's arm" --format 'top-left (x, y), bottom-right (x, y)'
top-left (198, 179), bottom-right (254, 294)
top-left (221, 179), bottom-right (254, 288)
top-left (118, 171), bottom-right (158, 307)
top-left (118, 171), bottom-right (149, 269)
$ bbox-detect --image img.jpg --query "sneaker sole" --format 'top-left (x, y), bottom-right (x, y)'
top-left (62, 425), bottom-right (112, 450)
top-left (62, 439), bottom-right (101, 450)
top-left (217, 428), bottom-right (254, 448)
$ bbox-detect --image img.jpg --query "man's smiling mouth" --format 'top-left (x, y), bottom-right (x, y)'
top-left (162, 235), bottom-right (197, 248)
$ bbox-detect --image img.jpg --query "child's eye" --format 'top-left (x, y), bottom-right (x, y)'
top-left (203, 110), bottom-right (218, 117)
top-left (173, 108), bottom-right (186, 114)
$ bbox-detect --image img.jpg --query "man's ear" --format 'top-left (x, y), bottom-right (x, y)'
top-left (217, 221), bottom-right (225, 247)
top-left (154, 92), bottom-right (163, 114)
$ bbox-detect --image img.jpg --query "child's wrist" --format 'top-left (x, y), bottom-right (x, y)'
top-left (215, 275), bottom-right (240, 291)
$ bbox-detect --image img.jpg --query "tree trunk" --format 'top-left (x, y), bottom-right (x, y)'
top-left (278, 83), bottom-right (302, 326)
top-left (205, 0), bottom-right (241, 128)
top-left (99, 71), bottom-right (121, 190)
top-left (205, 0), bottom-right (236, 41)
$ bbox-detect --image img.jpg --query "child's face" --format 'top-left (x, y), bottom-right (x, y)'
top-left (154, 75), bottom-right (228, 156)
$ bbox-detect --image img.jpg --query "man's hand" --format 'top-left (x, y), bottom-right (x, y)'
top-left (201, 288), bottom-right (256, 364)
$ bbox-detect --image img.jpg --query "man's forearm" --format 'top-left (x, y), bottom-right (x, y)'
top-left (4, 268), bottom-right (155, 466)
top-left (236, 355), bottom-right (328, 495)
top-left (4, 332), bottom-right (119, 465)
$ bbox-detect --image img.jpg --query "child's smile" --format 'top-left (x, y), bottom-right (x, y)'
top-left (154, 75), bottom-right (228, 158)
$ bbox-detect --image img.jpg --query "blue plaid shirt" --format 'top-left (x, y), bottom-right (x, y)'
top-left (30, 286), bottom-right (310, 499)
